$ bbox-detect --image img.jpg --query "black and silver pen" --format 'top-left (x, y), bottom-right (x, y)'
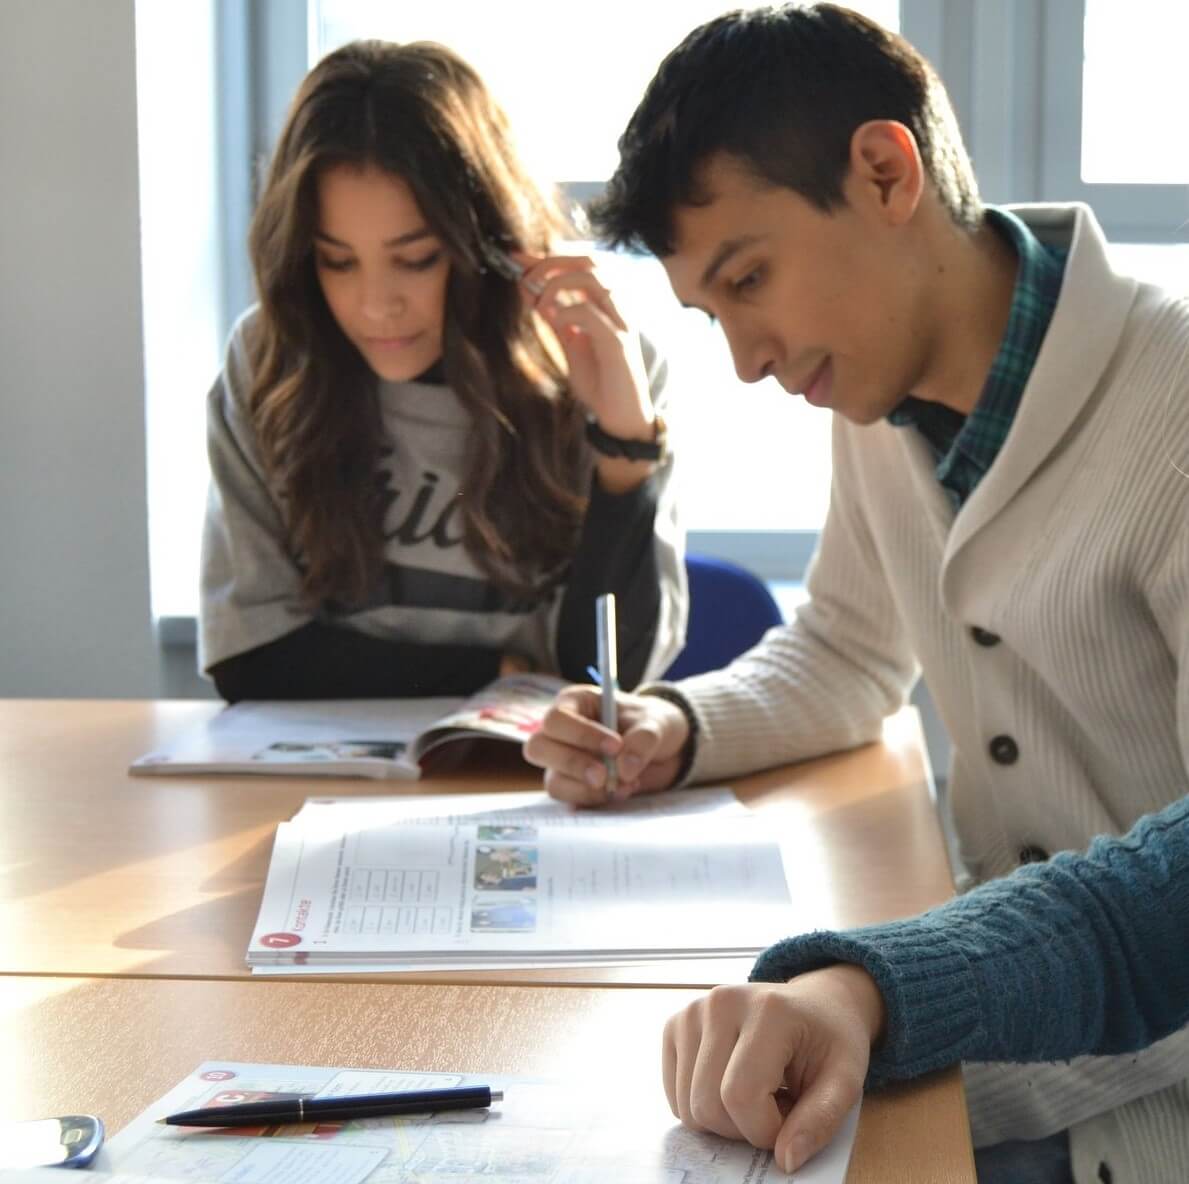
top-left (157, 1085), bottom-right (503, 1128)
top-left (596, 592), bottom-right (619, 799)
top-left (479, 242), bottom-right (546, 296)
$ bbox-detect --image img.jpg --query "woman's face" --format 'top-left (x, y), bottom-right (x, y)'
top-left (313, 164), bottom-right (450, 382)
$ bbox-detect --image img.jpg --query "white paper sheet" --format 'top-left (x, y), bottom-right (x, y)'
top-left (247, 789), bottom-right (791, 969)
top-left (75, 1061), bottom-right (859, 1184)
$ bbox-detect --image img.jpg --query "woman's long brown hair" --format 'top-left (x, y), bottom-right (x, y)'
top-left (247, 40), bottom-right (589, 608)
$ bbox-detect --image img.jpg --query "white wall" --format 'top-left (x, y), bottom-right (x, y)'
top-left (0, 0), bottom-right (160, 697)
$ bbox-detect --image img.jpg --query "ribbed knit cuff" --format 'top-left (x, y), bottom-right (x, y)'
top-left (750, 926), bottom-right (986, 1089)
top-left (671, 667), bottom-right (884, 785)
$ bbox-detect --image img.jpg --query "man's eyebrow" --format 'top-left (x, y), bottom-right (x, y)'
top-left (313, 228), bottom-right (436, 249)
top-left (699, 233), bottom-right (766, 289)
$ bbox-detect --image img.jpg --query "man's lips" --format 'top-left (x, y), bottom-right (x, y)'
top-left (791, 357), bottom-right (831, 403)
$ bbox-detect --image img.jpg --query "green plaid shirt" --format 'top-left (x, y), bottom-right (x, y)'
top-left (888, 208), bottom-right (1068, 510)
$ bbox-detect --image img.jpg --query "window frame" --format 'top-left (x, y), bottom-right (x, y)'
top-left (224, 1), bottom-right (847, 583)
top-left (905, 0), bottom-right (1189, 240)
top-left (177, 0), bottom-right (1189, 628)
top-left (1037, 0), bottom-right (1189, 242)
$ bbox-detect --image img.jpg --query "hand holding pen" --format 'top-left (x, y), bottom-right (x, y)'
top-left (525, 596), bottom-right (691, 808)
top-left (525, 682), bottom-right (692, 808)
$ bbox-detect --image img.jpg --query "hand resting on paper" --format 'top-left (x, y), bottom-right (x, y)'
top-left (523, 686), bottom-right (689, 806)
top-left (661, 966), bottom-right (886, 1175)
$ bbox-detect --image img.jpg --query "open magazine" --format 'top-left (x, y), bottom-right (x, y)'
top-left (129, 674), bottom-right (565, 780)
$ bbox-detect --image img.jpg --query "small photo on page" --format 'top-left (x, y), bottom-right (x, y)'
top-left (255, 741), bottom-right (337, 763)
top-left (476, 824), bottom-right (537, 842)
top-left (326, 740), bottom-right (408, 760)
top-left (253, 739), bottom-right (407, 763)
top-left (473, 845), bottom-right (538, 892)
top-left (470, 894), bottom-right (537, 932)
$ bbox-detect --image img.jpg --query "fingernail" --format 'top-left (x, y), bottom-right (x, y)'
top-left (584, 764), bottom-right (603, 789)
top-left (601, 737), bottom-right (620, 756)
top-left (784, 1136), bottom-right (808, 1175)
top-left (621, 755), bottom-right (642, 779)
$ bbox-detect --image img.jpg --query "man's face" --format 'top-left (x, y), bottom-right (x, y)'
top-left (662, 155), bottom-right (928, 425)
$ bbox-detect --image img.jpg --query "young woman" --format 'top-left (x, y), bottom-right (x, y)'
top-left (199, 40), bottom-right (685, 701)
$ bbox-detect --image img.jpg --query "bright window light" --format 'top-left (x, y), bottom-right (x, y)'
top-left (136, 0), bottom-right (222, 619)
top-left (1082, 0), bottom-right (1189, 184)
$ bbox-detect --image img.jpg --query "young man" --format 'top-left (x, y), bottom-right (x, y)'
top-left (523, 6), bottom-right (1189, 1183)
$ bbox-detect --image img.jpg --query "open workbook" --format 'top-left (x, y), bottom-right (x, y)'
top-left (129, 673), bottom-right (564, 780)
top-left (246, 788), bottom-right (794, 974)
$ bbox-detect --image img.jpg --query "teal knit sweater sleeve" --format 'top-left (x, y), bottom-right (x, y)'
top-left (750, 796), bottom-right (1189, 1088)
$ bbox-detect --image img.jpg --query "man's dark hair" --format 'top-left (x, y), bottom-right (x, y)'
top-left (593, 3), bottom-right (981, 255)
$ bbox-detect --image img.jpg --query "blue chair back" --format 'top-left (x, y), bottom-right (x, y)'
top-left (663, 554), bottom-right (784, 680)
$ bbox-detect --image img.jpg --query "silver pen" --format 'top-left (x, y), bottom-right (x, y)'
top-left (595, 593), bottom-right (619, 799)
top-left (479, 241), bottom-right (546, 297)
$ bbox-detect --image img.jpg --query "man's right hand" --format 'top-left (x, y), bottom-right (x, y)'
top-left (523, 686), bottom-right (691, 806)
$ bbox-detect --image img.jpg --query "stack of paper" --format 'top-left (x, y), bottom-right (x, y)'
top-left (247, 789), bottom-right (794, 974)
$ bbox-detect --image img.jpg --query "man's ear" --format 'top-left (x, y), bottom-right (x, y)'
top-left (847, 120), bottom-right (923, 226)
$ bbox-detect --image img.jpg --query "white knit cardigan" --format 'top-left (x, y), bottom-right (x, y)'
top-left (669, 204), bottom-right (1189, 1184)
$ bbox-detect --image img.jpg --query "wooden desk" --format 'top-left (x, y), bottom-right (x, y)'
top-left (0, 976), bottom-right (975, 1183)
top-left (0, 700), bottom-right (953, 984)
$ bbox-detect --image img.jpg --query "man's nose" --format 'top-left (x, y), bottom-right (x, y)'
top-left (724, 326), bottom-right (775, 385)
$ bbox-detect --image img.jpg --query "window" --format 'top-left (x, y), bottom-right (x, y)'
top-left (136, 1), bottom-right (224, 620)
top-left (143, 1), bottom-right (1189, 623)
top-left (311, 0), bottom-right (901, 561)
top-left (142, 1), bottom-right (902, 625)
top-left (1081, 1), bottom-right (1189, 187)
top-left (1038, 0), bottom-right (1189, 244)
top-left (312, 1), bottom-right (901, 185)
top-left (1082, 1), bottom-right (1189, 288)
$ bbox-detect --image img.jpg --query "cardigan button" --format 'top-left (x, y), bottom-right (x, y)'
top-left (989, 734), bottom-right (1019, 765)
top-left (1018, 844), bottom-right (1049, 865)
top-left (970, 626), bottom-right (1001, 647)
top-left (1097, 1162), bottom-right (1113, 1184)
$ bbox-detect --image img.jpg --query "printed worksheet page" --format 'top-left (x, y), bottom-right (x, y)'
top-left (84, 1062), bottom-right (858, 1184)
top-left (287, 786), bottom-right (751, 830)
top-left (248, 793), bottom-right (791, 965)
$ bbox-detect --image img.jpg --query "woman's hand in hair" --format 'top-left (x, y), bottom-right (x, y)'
top-left (663, 967), bottom-right (885, 1175)
top-left (519, 254), bottom-right (659, 492)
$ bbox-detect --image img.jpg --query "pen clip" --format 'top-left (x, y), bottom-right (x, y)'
top-left (478, 240), bottom-right (545, 297)
top-left (478, 239), bottom-right (522, 282)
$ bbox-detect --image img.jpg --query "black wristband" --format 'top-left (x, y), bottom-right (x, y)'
top-left (640, 683), bottom-right (699, 786)
top-left (585, 414), bottom-right (667, 461)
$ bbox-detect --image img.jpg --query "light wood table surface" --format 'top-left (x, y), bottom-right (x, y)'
top-left (0, 975), bottom-right (975, 1183)
top-left (0, 699), bottom-right (952, 985)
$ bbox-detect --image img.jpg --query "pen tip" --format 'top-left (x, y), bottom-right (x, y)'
top-left (490, 1090), bottom-right (504, 1103)
top-left (154, 1118), bottom-right (167, 1125)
